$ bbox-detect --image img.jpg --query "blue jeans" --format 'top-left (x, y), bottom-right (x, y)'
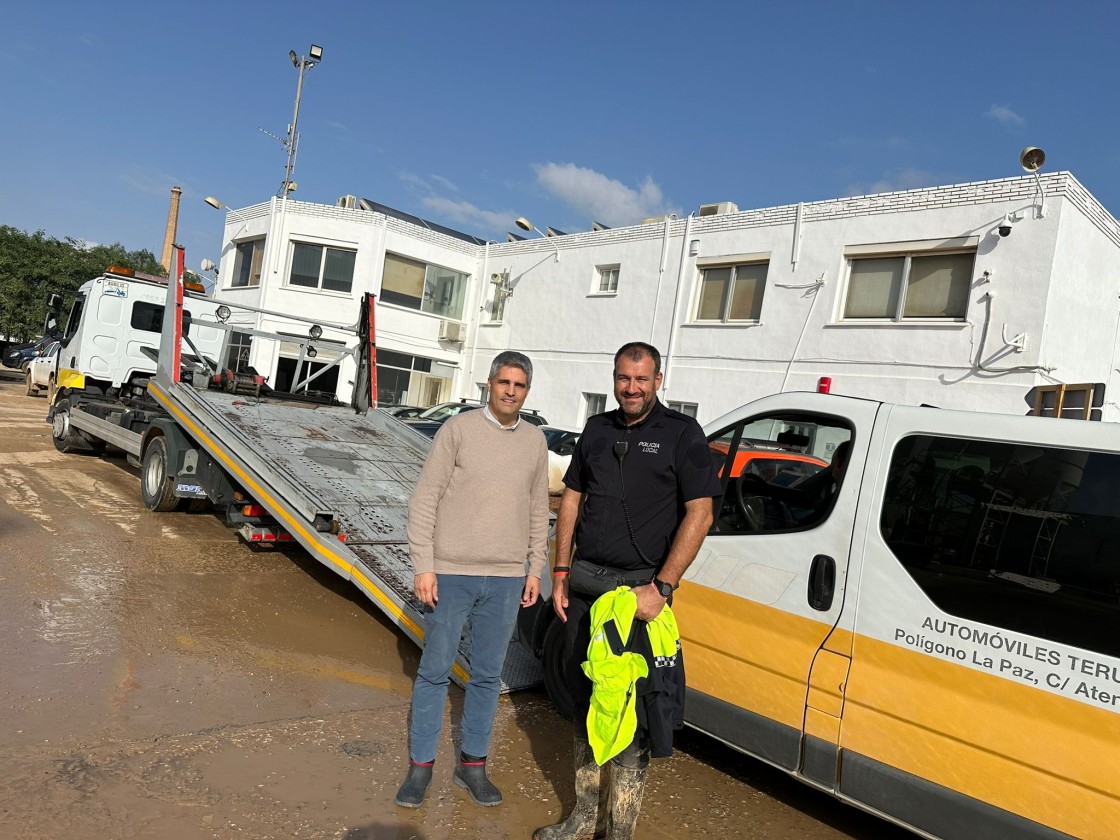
top-left (408, 574), bottom-right (523, 763)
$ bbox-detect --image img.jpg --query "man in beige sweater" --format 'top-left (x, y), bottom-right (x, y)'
top-left (395, 351), bottom-right (549, 809)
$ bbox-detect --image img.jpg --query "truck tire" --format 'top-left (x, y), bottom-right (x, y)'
top-left (51, 398), bottom-right (94, 453)
top-left (541, 619), bottom-right (576, 722)
top-left (141, 436), bottom-right (179, 512)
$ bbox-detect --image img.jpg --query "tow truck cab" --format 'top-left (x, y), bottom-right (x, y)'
top-left (53, 266), bottom-right (223, 402)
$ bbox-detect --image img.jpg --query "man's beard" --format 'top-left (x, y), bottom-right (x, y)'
top-left (619, 393), bottom-right (655, 420)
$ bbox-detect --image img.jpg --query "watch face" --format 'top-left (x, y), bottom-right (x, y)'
top-left (655, 579), bottom-right (673, 598)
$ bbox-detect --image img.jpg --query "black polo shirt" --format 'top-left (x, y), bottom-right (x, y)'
top-left (563, 400), bottom-right (721, 572)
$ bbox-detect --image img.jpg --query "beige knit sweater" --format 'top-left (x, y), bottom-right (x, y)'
top-left (406, 409), bottom-right (549, 579)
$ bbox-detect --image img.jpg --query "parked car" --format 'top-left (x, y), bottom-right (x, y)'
top-left (3, 334), bottom-right (55, 370)
top-left (25, 340), bottom-right (60, 397)
top-left (541, 425), bottom-right (582, 494)
top-left (406, 402), bottom-right (549, 439)
top-left (381, 405), bottom-right (425, 419)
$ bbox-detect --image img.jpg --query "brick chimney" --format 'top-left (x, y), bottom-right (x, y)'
top-left (160, 186), bottom-right (183, 273)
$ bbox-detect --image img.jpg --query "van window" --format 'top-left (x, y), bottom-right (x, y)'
top-left (131, 302), bottom-right (164, 334)
top-left (708, 413), bottom-right (852, 533)
top-left (881, 435), bottom-right (1120, 658)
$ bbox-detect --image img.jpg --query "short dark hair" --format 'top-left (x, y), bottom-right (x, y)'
top-left (613, 342), bottom-right (661, 376)
top-left (489, 350), bottom-right (533, 387)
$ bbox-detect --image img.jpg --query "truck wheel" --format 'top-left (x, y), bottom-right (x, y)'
top-left (51, 398), bottom-right (92, 453)
top-left (542, 619), bottom-right (576, 722)
top-left (141, 436), bottom-right (179, 512)
top-left (25, 371), bottom-right (38, 396)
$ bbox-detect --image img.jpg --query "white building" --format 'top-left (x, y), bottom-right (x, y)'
top-left (213, 171), bottom-right (1120, 426)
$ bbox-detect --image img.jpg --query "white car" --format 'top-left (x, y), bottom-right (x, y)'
top-left (541, 425), bottom-right (582, 494)
top-left (25, 340), bottom-right (60, 398)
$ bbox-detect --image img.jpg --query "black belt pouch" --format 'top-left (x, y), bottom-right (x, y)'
top-left (569, 558), bottom-right (655, 599)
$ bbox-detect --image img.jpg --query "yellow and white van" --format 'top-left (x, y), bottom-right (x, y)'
top-left (534, 391), bottom-right (1119, 839)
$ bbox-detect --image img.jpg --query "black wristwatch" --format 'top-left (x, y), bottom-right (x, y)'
top-left (652, 576), bottom-right (675, 598)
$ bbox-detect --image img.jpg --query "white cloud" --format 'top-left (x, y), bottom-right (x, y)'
top-left (985, 104), bottom-right (1026, 128)
top-left (420, 196), bottom-right (515, 232)
top-left (399, 171), bottom-right (459, 194)
top-left (429, 174), bottom-right (459, 193)
top-left (846, 167), bottom-right (941, 196)
top-left (533, 162), bottom-right (675, 226)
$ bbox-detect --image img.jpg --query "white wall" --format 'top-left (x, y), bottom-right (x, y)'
top-left (216, 200), bottom-right (483, 402)
top-left (217, 173), bottom-right (1120, 428)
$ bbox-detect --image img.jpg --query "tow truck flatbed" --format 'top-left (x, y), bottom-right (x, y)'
top-left (48, 253), bottom-right (542, 691)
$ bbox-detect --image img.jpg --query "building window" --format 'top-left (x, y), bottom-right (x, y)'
top-left (289, 242), bottom-right (356, 294)
top-left (231, 238), bottom-right (265, 288)
top-left (844, 250), bottom-right (973, 321)
top-left (595, 265), bottom-right (620, 294)
top-left (695, 262), bottom-right (767, 322)
top-left (668, 400), bottom-right (698, 419)
top-left (382, 253), bottom-right (468, 320)
top-left (881, 434), bottom-right (1120, 658)
top-left (376, 348), bottom-right (433, 407)
top-left (584, 392), bottom-right (606, 421)
top-left (226, 331), bottom-right (252, 372)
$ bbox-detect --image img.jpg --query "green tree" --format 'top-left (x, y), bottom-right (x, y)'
top-left (0, 226), bottom-right (164, 342)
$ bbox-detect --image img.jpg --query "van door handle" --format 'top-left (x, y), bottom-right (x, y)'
top-left (807, 554), bottom-right (835, 611)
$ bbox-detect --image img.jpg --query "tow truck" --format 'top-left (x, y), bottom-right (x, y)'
top-left (45, 246), bottom-right (540, 690)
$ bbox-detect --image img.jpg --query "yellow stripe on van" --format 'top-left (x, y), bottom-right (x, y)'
top-left (843, 635), bottom-right (1119, 840)
top-left (676, 581), bottom-right (832, 731)
top-left (677, 578), bottom-right (1118, 837)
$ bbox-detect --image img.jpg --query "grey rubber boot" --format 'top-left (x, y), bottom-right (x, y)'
top-left (453, 755), bottom-right (503, 806)
top-left (606, 765), bottom-right (647, 840)
top-left (394, 761), bottom-right (433, 808)
top-left (532, 738), bottom-right (606, 840)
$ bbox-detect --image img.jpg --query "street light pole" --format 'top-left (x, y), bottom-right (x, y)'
top-left (280, 44), bottom-right (323, 197)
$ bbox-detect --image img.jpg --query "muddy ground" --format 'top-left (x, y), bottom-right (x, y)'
top-left (0, 375), bottom-right (914, 839)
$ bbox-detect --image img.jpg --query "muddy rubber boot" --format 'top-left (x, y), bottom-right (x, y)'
top-left (606, 765), bottom-right (647, 840)
top-left (453, 752), bottom-right (502, 806)
top-left (394, 760), bottom-right (433, 808)
top-left (532, 738), bottom-right (605, 840)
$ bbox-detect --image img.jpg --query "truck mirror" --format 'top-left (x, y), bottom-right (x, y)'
top-left (43, 312), bottom-right (60, 338)
top-left (182, 310), bottom-right (193, 336)
top-left (47, 293), bottom-right (63, 311)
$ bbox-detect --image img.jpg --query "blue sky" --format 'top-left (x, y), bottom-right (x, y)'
top-left (3, 1), bottom-right (1118, 270)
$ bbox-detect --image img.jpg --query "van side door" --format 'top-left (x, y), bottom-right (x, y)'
top-left (675, 393), bottom-right (880, 774)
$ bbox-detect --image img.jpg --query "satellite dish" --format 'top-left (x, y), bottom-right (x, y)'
top-left (1020, 147), bottom-right (1046, 173)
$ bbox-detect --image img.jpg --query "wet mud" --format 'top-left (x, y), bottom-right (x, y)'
top-left (0, 377), bottom-right (913, 839)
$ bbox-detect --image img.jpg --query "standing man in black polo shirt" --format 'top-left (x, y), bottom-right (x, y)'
top-left (534, 342), bottom-right (720, 840)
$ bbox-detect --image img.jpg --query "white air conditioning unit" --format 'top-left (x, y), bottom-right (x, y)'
top-left (336, 194), bottom-right (357, 209)
top-left (439, 320), bottom-right (465, 342)
top-left (698, 201), bottom-right (739, 217)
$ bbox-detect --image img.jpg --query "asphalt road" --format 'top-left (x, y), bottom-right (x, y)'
top-left (0, 374), bottom-right (915, 839)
